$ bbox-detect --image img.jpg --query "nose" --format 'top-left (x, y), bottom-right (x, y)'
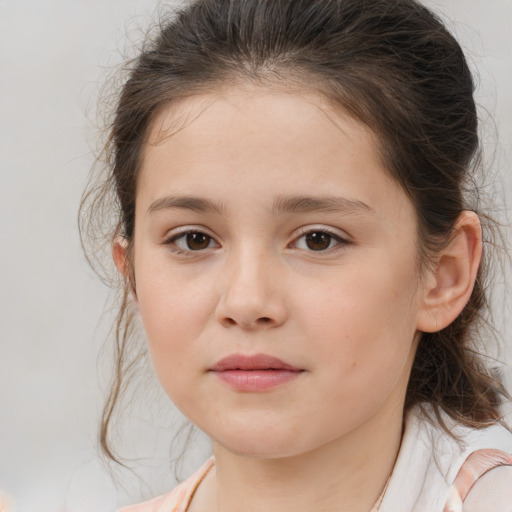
top-left (214, 246), bottom-right (288, 331)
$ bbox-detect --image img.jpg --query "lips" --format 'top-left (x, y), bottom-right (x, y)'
top-left (210, 353), bottom-right (301, 372)
top-left (209, 353), bottom-right (304, 392)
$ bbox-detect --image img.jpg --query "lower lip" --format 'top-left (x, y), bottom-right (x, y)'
top-left (211, 369), bottom-right (303, 391)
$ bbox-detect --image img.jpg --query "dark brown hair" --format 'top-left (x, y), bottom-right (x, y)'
top-left (80, 0), bottom-right (509, 462)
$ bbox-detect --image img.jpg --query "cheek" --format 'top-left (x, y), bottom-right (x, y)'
top-left (134, 261), bottom-right (216, 382)
top-left (295, 255), bottom-right (420, 389)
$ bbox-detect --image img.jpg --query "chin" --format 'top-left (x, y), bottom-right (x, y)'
top-left (206, 418), bottom-right (316, 460)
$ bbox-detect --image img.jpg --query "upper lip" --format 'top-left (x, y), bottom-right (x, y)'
top-left (210, 353), bottom-right (302, 372)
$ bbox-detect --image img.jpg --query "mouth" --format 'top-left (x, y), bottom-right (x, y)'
top-left (209, 353), bottom-right (304, 392)
top-left (210, 353), bottom-right (302, 372)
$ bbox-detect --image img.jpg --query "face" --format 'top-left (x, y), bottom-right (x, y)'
top-left (129, 86), bottom-right (428, 458)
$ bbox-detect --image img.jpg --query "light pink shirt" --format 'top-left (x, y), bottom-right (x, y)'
top-left (119, 409), bottom-right (512, 512)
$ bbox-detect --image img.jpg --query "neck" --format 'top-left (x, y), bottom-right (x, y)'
top-left (200, 400), bottom-right (404, 512)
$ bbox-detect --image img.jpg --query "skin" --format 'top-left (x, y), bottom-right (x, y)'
top-left (114, 85), bottom-right (482, 512)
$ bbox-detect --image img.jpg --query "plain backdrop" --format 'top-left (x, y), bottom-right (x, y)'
top-left (0, 1), bottom-right (511, 511)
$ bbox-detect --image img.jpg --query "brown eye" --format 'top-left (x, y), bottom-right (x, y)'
top-left (185, 232), bottom-right (212, 250)
top-left (292, 228), bottom-right (348, 253)
top-left (167, 230), bottom-right (218, 252)
top-left (305, 232), bottom-right (332, 251)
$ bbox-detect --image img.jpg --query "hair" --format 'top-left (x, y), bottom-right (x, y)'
top-left (80, 0), bottom-right (509, 462)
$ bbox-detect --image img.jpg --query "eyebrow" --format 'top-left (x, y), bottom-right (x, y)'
top-left (147, 196), bottom-right (225, 215)
top-left (147, 194), bottom-right (375, 216)
top-left (271, 195), bottom-right (375, 216)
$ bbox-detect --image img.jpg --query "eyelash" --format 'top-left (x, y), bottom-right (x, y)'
top-left (164, 229), bottom-right (219, 255)
top-left (163, 227), bottom-right (350, 256)
top-left (290, 227), bottom-right (350, 253)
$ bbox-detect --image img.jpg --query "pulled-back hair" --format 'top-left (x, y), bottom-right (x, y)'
top-left (80, 0), bottom-right (509, 462)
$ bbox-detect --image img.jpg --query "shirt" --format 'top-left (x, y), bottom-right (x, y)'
top-left (119, 407), bottom-right (512, 512)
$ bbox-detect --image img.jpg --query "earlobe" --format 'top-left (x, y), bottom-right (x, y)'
top-left (417, 211), bottom-right (482, 333)
top-left (112, 235), bottom-right (129, 278)
top-left (112, 236), bottom-right (137, 299)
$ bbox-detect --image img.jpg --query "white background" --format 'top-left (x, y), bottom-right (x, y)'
top-left (0, 1), bottom-right (511, 511)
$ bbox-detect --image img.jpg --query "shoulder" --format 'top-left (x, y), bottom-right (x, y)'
top-left (446, 447), bottom-right (512, 511)
top-left (430, 414), bottom-right (512, 511)
top-left (463, 465), bottom-right (512, 512)
top-left (413, 407), bottom-right (512, 478)
top-left (117, 458), bottom-right (215, 512)
top-left (379, 407), bottom-right (512, 512)
top-left (118, 493), bottom-right (171, 512)
top-left (117, 483), bottom-right (192, 512)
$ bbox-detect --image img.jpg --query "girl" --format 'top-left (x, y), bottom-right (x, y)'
top-left (81, 0), bottom-right (512, 510)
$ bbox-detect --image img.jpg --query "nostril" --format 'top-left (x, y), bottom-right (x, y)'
top-left (222, 316), bottom-right (273, 327)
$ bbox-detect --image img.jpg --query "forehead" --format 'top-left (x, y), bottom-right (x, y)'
top-left (139, 85), bottom-right (411, 222)
top-left (147, 85), bottom-right (377, 155)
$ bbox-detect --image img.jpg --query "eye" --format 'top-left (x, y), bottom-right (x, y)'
top-left (165, 230), bottom-right (219, 252)
top-left (292, 229), bottom-right (348, 252)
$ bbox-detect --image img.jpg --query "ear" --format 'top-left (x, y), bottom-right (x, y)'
top-left (112, 235), bottom-right (129, 277)
top-left (417, 211), bottom-right (482, 333)
top-left (112, 235), bottom-right (137, 299)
